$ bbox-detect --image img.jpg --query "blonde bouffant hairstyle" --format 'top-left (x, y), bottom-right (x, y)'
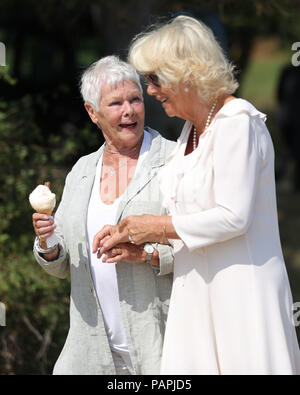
top-left (128, 15), bottom-right (239, 104)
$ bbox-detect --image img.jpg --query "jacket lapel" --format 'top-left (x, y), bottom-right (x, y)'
top-left (116, 128), bottom-right (165, 222)
top-left (76, 128), bottom-right (165, 230)
top-left (79, 145), bottom-right (105, 242)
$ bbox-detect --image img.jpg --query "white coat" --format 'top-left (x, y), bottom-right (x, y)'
top-left (159, 98), bottom-right (300, 375)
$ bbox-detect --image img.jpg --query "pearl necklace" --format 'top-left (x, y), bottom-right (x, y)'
top-left (193, 101), bottom-right (217, 151)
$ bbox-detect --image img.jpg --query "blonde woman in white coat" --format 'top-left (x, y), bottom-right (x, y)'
top-left (93, 16), bottom-right (300, 375)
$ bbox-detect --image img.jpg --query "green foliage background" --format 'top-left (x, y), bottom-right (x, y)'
top-left (0, 67), bottom-right (69, 374)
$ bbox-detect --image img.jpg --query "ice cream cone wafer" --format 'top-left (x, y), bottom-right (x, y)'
top-left (39, 208), bottom-right (53, 215)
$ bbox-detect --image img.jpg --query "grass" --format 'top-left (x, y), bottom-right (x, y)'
top-left (241, 58), bottom-right (285, 110)
top-left (240, 37), bottom-right (291, 111)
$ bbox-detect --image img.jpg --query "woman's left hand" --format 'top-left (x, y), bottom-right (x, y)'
top-left (100, 243), bottom-right (144, 264)
top-left (100, 242), bottom-right (159, 267)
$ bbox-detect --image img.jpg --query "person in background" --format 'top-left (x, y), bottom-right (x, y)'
top-left (94, 17), bottom-right (300, 375)
top-left (32, 56), bottom-right (175, 375)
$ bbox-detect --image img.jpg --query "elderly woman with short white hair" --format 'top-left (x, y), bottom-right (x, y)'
top-left (94, 16), bottom-right (300, 374)
top-left (31, 55), bottom-right (175, 375)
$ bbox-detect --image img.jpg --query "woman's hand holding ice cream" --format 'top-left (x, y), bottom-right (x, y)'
top-left (30, 182), bottom-right (59, 260)
top-left (32, 213), bottom-right (56, 243)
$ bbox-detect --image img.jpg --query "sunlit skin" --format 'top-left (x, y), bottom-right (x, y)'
top-left (84, 80), bottom-right (145, 153)
top-left (146, 80), bottom-right (235, 149)
top-left (85, 81), bottom-right (146, 205)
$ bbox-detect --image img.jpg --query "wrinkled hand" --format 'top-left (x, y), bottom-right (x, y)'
top-left (101, 242), bottom-right (146, 264)
top-left (32, 212), bottom-right (56, 248)
top-left (92, 222), bottom-right (129, 257)
top-left (92, 215), bottom-right (162, 256)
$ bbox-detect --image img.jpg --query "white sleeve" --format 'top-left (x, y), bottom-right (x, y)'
top-left (172, 114), bottom-right (262, 251)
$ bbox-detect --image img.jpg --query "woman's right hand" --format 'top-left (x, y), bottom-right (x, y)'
top-left (32, 213), bottom-right (56, 249)
top-left (101, 242), bottom-right (159, 267)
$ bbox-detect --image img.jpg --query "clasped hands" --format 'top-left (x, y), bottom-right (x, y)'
top-left (32, 212), bottom-right (166, 265)
top-left (93, 214), bottom-right (163, 263)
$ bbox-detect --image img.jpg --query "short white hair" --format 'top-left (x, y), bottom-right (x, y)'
top-left (80, 55), bottom-right (143, 111)
top-left (129, 16), bottom-right (238, 104)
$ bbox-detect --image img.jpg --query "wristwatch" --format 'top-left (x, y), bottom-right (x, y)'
top-left (143, 243), bottom-right (155, 264)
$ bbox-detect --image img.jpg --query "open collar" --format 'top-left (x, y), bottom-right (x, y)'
top-left (78, 128), bottom-right (167, 225)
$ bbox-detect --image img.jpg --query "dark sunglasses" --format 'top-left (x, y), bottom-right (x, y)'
top-left (144, 74), bottom-right (161, 87)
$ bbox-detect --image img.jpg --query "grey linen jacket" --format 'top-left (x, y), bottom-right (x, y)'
top-left (33, 128), bottom-right (176, 375)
